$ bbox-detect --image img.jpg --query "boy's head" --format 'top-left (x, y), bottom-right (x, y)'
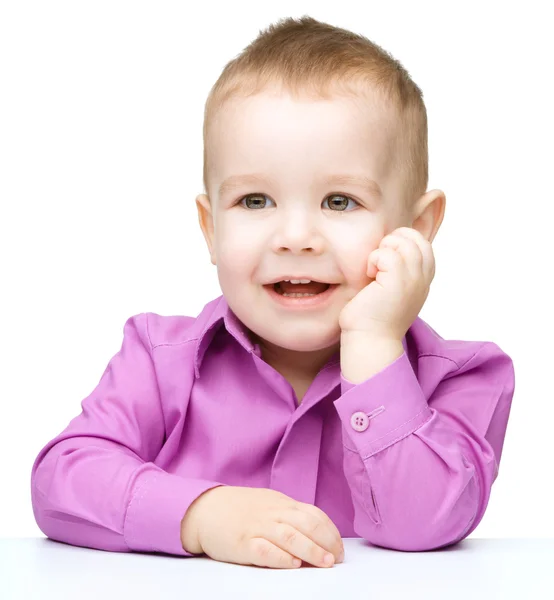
top-left (196, 16), bottom-right (445, 370)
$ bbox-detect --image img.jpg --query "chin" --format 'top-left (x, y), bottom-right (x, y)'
top-left (256, 326), bottom-right (341, 353)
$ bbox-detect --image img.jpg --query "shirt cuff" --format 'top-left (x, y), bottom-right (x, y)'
top-left (334, 351), bottom-right (433, 459)
top-left (123, 466), bottom-right (225, 556)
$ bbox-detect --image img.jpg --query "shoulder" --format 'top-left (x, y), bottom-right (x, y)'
top-left (122, 297), bottom-right (223, 349)
top-left (140, 312), bottom-right (197, 348)
top-left (409, 316), bottom-right (514, 381)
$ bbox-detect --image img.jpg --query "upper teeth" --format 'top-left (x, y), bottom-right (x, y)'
top-left (284, 279), bottom-right (312, 284)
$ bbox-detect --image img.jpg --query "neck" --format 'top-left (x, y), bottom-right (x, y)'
top-left (249, 333), bottom-right (340, 379)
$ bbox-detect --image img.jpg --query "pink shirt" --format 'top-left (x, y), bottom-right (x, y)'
top-left (31, 294), bottom-right (515, 555)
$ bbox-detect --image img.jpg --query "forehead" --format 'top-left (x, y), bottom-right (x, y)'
top-left (208, 88), bottom-right (398, 185)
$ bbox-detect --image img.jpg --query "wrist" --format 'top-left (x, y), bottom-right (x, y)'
top-left (181, 485), bottom-right (226, 554)
top-left (181, 492), bottom-right (210, 554)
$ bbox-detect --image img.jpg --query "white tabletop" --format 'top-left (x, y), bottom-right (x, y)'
top-left (2, 537), bottom-right (553, 600)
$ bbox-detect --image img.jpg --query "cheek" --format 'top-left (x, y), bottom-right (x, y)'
top-left (217, 218), bottom-right (251, 253)
top-left (216, 231), bottom-right (260, 277)
top-left (219, 214), bottom-right (269, 254)
top-left (342, 252), bottom-right (370, 284)
top-left (339, 231), bottom-right (386, 285)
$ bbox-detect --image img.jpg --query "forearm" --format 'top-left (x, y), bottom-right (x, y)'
top-left (340, 332), bottom-right (404, 383)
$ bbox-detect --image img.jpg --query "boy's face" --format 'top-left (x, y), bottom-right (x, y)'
top-left (197, 87), bottom-right (413, 365)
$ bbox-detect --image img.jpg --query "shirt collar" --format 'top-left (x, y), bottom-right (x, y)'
top-left (193, 294), bottom-right (408, 379)
top-left (194, 295), bottom-right (260, 379)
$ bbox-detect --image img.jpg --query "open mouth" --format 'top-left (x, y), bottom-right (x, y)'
top-left (272, 281), bottom-right (331, 296)
top-left (263, 281), bottom-right (339, 308)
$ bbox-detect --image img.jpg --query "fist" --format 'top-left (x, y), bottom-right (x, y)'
top-left (338, 226), bottom-right (435, 339)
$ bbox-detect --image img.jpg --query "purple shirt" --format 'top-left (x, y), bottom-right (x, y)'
top-left (31, 294), bottom-right (515, 555)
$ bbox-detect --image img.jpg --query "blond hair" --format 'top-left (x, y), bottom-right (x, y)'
top-left (202, 15), bottom-right (428, 210)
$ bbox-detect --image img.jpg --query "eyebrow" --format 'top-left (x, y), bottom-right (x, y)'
top-left (218, 173), bottom-right (383, 200)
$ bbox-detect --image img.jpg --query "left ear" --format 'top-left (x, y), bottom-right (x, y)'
top-left (410, 189), bottom-right (446, 243)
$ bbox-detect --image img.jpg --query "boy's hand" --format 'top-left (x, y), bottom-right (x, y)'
top-left (338, 227), bottom-right (435, 341)
top-left (181, 486), bottom-right (344, 569)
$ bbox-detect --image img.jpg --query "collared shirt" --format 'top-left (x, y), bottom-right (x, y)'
top-left (31, 294), bottom-right (515, 556)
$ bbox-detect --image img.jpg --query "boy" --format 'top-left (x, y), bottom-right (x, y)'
top-left (31, 16), bottom-right (515, 570)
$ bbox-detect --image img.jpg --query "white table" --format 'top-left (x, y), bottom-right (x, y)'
top-left (2, 537), bottom-right (553, 599)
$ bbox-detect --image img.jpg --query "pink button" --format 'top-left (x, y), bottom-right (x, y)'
top-left (350, 411), bottom-right (369, 432)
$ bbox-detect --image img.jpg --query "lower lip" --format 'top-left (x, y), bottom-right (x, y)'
top-left (264, 283), bottom-right (339, 309)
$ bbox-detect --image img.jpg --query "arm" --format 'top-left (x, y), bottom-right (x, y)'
top-left (30, 313), bottom-right (224, 556)
top-left (334, 341), bottom-right (515, 551)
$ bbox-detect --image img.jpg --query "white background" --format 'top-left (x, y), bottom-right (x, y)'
top-left (1, 0), bottom-right (552, 539)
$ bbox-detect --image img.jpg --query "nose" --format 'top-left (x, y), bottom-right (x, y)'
top-left (271, 209), bottom-right (324, 255)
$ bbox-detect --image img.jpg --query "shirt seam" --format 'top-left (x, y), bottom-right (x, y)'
top-left (417, 343), bottom-right (489, 371)
top-left (143, 313), bottom-right (168, 441)
top-left (151, 337), bottom-right (199, 350)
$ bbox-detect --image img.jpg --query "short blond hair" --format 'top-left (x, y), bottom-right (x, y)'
top-left (202, 15), bottom-right (428, 210)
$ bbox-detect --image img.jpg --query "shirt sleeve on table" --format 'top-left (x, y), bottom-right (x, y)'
top-left (30, 313), bottom-right (225, 556)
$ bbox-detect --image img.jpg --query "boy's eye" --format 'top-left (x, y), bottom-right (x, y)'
top-left (325, 194), bottom-right (358, 211)
top-left (238, 193), bottom-right (359, 211)
top-left (239, 194), bottom-right (271, 209)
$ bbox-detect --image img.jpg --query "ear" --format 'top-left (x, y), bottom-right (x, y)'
top-left (410, 189), bottom-right (446, 243)
top-left (196, 194), bottom-right (217, 265)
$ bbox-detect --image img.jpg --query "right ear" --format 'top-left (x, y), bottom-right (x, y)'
top-left (196, 194), bottom-right (216, 265)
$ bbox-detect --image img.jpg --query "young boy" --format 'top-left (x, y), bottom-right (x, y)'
top-left (30, 16), bottom-right (515, 570)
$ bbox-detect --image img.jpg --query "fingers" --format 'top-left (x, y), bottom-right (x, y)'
top-left (368, 246), bottom-right (406, 292)
top-left (381, 227), bottom-right (435, 281)
top-left (297, 501), bottom-right (344, 556)
top-left (260, 522), bottom-right (338, 568)
top-left (248, 537), bottom-right (303, 569)
top-left (264, 505), bottom-right (343, 568)
top-left (206, 487), bottom-right (345, 571)
top-left (378, 234), bottom-right (422, 282)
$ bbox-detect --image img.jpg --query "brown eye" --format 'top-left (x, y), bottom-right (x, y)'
top-left (239, 194), bottom-right (274, 209)
top-left (325, 194), bottom-right (357, 211)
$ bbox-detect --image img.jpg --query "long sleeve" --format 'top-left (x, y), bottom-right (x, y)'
top-left (30, 313), bottom-right (225, 556)
top-left (333, 343), bottom-right (515, 551)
